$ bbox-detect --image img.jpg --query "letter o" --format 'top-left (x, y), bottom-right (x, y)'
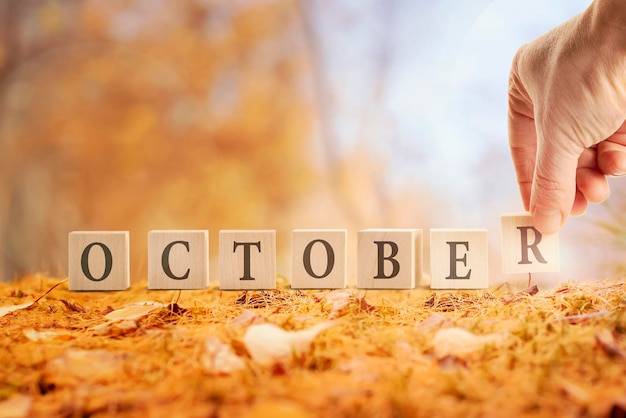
top-left (81, 242), bottom-right (113, 282)
top-left (303, 239), bottom-right (335, 279)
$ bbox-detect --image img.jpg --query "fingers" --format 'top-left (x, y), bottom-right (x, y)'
top-left (575, 167), bottom-right (609, 204)
top-left (508, 109), bottom-right (536, 211)
top-left (574, 148), bottom-right (610, 215)
top-left (507, 49), bottom-right (619, 234)
top-left (529, 136), bottom-right (580, 235)
top-left (508, 79), bottom-right (577, 234)
top-left (508, 55), bottom-right (538, 211)
top-left (598, 120), bottom-right (626, 176)
top-left (508, 104), bottom-right (614, 233)
top-left (531, 141), bottom-right (612, 232)
top-left (508, 71), bottom-right (537, 211)
top-left (571, 189), bottom-right (588, 216)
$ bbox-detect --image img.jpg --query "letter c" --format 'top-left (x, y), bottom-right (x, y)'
top-left (162, 240), bottom-right (191, 280)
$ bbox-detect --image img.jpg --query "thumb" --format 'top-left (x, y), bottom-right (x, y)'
top-left (530, 140), bottom-right (579, 234)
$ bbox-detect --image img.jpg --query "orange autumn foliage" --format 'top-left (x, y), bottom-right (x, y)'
top-left (0, 0), bottom-right (314, 280)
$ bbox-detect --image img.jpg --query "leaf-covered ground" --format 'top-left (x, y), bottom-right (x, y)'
top-left (0, 276), bottom-right (625, 417)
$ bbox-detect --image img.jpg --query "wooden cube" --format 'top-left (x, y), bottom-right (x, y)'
top-left (501, 213), bottom-right (559, 274)
top-left (68, 231), bottom-right (130, 291)
top-left (357, 229), bottom-right (422, 289)
top-left (291, 229), bottom-right (347, 289)
top-left (430, 229), bottom-right (489, 289)
top-left (148, 230), bottom-right (209, 290)
top-left (219, 230), bottom-right (276, 290)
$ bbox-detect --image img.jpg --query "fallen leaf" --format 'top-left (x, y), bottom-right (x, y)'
top-left (88, 301), bottom-right (165, 335)
top-left (319, 289), bottom-right (352, 303)
top-left (243, 322), bottom-right (335, 365)
top-left (559, 379), bottom-right (592, 405)
top-left (358, 297), bottom-right (376, 313)
top-left (201, 337), bottom-right (246, 374)
top-left (595, 330), bottom-right (626, 359)
top-left (60, 300), bottom-right (87, 313)
top-left (424, 292), bottom-right (478, 312)
top-left (502, 284), bottom-right (539, 305)
top-left (437, 355), bottom-right (468, 370)
top-left (270, 362), bottom-right (288, 376)
top-left (415, 314), bottom-right (450, 331)
top-left (104, 301), bottom-right (165, 321)
top-left (40, 349), bottom-right (126, 389)
top-left (337, 358), bottom-right (380, 382)
top-left (22, 328), bottom-right (72, 342)
top-left (432, 327), bottom-right (507, 359)
top-left (525, 284), bottom-right (540, 296)
top-left (315, 290), bottom-right (375, 318)
top-left (98, 306), bottom-right (115, 316)
top-left (0, 394), bottom-right (31, 418)
top-left (394, 341), bottom-right (430, 366)
top-left (228, 310), bottom-right (266, 328)
top-left (0, 302), bottom-right (34, 317)
top-left (90, 319), bottom-right (139, 336)
top-left (315, 290), bottom-right (352, 314)
top-left (562, 311), bottom-right (610, 325)
top-left (0, 280), bottom-right (66, 317)
top-left (235, 291), bottom-right (275, 309)
top-left (3, 280), bottom-right (69, 317)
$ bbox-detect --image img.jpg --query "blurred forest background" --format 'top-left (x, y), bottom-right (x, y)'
top-left (0, 0), bottom-right (624, 285)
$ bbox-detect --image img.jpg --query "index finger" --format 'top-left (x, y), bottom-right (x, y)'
top-left (508, 82), bottom-right (537, 211)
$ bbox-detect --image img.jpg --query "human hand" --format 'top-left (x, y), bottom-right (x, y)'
top-left (508, 0), bottom-right (626, 234)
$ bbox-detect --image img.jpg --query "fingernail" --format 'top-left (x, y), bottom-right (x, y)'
top-left (532, 207), bottom-right (563, 235)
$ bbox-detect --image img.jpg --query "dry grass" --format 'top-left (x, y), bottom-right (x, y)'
top-left (0, 275), bottom-right (625, 417)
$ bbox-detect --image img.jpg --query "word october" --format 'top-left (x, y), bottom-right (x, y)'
top-left (67, 213), bottom-right (559, 292)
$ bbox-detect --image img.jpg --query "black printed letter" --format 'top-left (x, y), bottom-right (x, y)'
top-left (161, 240), bottom-right (190, 280)
top-left (303, 239), bottom-right (335, 279)
top-left (374, 241), bottom-right (400, 279)
top-left (446, 241), bottom-right (471, 280)
top-left (517, 226), bottom-right (547, 265)
top-left (233, 241), bottom-right (261, 280)
top-left (81, 242), bottom-right (113, 282)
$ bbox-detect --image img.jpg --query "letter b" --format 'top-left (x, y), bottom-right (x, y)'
top-left (357, 229), bottom-right (422, 289)
top-left (373, 241), bottom-right (400, 279)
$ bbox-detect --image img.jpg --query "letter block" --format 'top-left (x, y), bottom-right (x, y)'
top-left (430, 229), bottom-right (488, 289)
top-left (357, 229), bottom-right (422, 289)
top-left (68, 231), bottom-right (130, 291)
top-left (291, 229), bottom-right (347, 289)
top-left (219, 230), bottom-right (276, 290)
top-left (501, 213), bottom-right (559, 273)
top-left (148, 230), bottom-right (209, 290)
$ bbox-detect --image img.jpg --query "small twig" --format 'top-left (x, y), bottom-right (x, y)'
top-left (559, 311), bottom-right (610, 325)
top-left (528, 273), bottom-right (532, 288)
top-left (33, 279), bottom-right (67, 304)
top-left (167, 289), bottom-right (184, 315)
top-left (26, 279), bottom-right (68, 309)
